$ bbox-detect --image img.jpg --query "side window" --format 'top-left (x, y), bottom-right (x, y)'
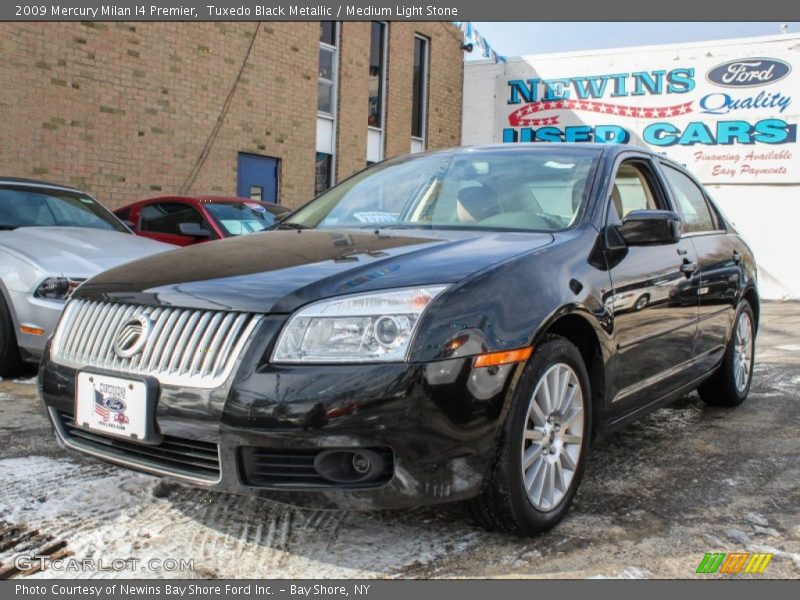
top-left (662, 166), bottom-right (716, 234)
top-left (607, 161), bottom-right (662, 224)
top-left (140, 202), bottom-right (205, 235)
top-left (115, 207), bottom-right (131, 222)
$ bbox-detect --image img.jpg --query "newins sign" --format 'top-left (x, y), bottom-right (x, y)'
top-left (493, 41), bottom-right (799, 184)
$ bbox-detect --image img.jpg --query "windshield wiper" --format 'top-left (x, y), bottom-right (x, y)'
top-left (0, 225), bottom-right (18, 231)
top-left (276, 222), bottom-right (314, 230)
top-left (381, 224), bottom-right (433, 230)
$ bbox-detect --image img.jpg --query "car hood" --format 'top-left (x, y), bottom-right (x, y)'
top-left (76, 228), bottom-right (554, 313)
top-left (0, 227), bottom-right (174, 276)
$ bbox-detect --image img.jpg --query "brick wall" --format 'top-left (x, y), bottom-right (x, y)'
top-left (0, 21), bottom-right (463, 210)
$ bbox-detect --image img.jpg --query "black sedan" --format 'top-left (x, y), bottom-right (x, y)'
top-left (40, 144), bottom-right (758, 534)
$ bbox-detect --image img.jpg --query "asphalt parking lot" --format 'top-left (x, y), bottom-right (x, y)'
top-left (0, 302), bottom-right (798, 579)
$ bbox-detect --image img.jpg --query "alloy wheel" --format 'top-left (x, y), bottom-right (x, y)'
top-left (733, 311), bottom-right (753, 393)
top-left (520, 363), bottom-right (584, 511)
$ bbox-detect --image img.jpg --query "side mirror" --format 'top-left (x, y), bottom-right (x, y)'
top-left (178, 222), bottom-right (212, 238)
top-left (612, 209), bottom-right (681, 247)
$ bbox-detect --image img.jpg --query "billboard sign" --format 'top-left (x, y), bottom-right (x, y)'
top-left (495, 40), bottom-right (799, 183)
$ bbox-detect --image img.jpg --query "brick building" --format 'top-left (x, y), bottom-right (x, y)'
top-left (0, 21), bottom-right (463, 209)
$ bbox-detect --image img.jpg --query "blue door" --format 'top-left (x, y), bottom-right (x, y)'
top-left (236, 153), bottom-right (279, 203)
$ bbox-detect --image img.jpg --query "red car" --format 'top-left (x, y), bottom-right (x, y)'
top-left (114, 196), bottom-right (291, 246)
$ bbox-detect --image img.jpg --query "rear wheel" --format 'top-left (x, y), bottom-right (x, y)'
top-left (468, 336), bottom-right (591, 535)
top-left (698, 300), bottom-right (755, 407)
top-left (634, 294), bottom-right (649, 311)
top-left (0, 293), bottom-right (23, 378)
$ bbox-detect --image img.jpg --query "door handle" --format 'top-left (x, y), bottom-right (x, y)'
top-left (677, 248), bottom-right (688, 256)
top-left (732, 250), bottom-right (743, 264)
top-left (680, 260), bottom-right (698, 276)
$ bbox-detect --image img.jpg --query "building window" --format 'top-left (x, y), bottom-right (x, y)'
top-left (367, 22), bottom-right (387, 164)
top-left (318, 22), bottom-right (338, 116)
top-left (368, 22), bottom-right (386, 128)
top-left (317, 22), bottom-right (338, 194)
top-left (315, 153), bottom-right (333, 196)
top-left (411, 35), bottom-right (429, 153)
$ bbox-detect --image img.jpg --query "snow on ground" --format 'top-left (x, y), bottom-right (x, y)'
top-left (0, 455), bottom-right (484, 579)
top-left (1, 303), bottom-right (799, 579)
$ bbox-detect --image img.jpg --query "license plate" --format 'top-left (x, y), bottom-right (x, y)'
top-left (75, 372), bottom-right (150, 441)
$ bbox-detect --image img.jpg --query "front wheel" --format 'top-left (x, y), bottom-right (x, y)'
top-left (698, 300), bottom-right (755, 407)
top-left (0, 293), bottom-right (23, 378)
top-left (468, 336), bottom-right (591, 535)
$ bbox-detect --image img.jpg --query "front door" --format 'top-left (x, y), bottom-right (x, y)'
top-left (604, 158), bottom-right (700, 413)
top-left (237, 153), bottom-right (279, 203)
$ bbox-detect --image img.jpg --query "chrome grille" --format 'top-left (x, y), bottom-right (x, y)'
top-left (50, 299), bottom-right (262, 388)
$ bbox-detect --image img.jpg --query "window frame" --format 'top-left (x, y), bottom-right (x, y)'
top-left (603, 156), bottom-right (672, 226)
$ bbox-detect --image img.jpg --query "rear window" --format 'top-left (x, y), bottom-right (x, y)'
top-left (662, 166), bottom-right (717, 233)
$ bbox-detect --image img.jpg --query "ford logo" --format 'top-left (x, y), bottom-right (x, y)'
top-left (706, 58), bottom-right (791, 88)
top-left (104, 397), bottom-right (127, 412)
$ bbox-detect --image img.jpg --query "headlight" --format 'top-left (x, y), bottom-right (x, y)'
top-left (35, 277), bottom-right (85, 300)
top-left (272, 285), bottom-right (448, 363)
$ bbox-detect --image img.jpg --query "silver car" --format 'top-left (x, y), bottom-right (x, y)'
top-left (0, 178), bottom-right (173, 375)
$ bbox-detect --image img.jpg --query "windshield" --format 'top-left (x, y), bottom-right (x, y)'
top-left (205, 202), bottom-right (282, 236)
top-left (0, 187), bottom-right (128, 232)
top-left (284, 148), bottom-right (600, 232)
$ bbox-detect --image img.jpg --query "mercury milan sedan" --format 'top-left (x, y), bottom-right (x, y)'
top-left (39, 145), bottom-right (758, 534)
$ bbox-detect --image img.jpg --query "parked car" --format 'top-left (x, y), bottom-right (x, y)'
top-left (0, 178), bottom-right (173, 376)
top-left (115, 196), bottom-right (291, 246)
top-left (40, 145), bottom-right (758, 534)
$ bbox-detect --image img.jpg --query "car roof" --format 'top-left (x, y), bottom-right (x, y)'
top-left (423, 142), bottom-right (668, 160)
top-left (0, 177), bottom-right (84, 193)
top-left (419, 143), bottom-right (694, 176)
top-left (120, 195), bottom-right (282, 206)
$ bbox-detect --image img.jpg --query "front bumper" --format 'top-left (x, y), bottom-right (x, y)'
top-left (8, 290), bottom-right (63, 361)
top-left (39, 319), bottom-right (519, 510)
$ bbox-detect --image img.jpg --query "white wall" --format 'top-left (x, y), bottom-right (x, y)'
top-left (708, 184), bottom-right (800, 299)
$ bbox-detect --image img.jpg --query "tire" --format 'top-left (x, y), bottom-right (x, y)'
top-left (468, 335), bottom-right (592, 535)
top-left (0, 293), bottom-right (23, 378)
top-left (634, 294), bottom-right (650, 311)
top-left (698, 300), bottom-right (755, 407)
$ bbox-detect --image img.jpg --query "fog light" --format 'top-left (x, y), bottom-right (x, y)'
top-left (352, 453), bottom-right (371, 474)
top-left (314, 448), bottom-right (387, 484)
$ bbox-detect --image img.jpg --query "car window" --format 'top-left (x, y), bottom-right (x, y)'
top-left (284, 148), bottom-right (601, 232)
top-left (607, 162), bottom-right (661, 223)
top-left (140, 202), bottom-right (207, 235)
top-left (0, 187), bottom-right (128, 232)
top-left (662, 166), bottom-right (716, 234)
top-left (204, 202), bottom-right (279, 236)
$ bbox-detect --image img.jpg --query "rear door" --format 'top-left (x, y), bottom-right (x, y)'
top-left (660, 163), bottom-right (741, 376)
top-left (605, 156), bottom-right (700, 412)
